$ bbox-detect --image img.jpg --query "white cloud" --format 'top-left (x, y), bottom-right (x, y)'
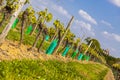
top-left (109, 0), bottom-right (120, 7)
top-left (32, 0), bottom-right (71, 19)
top-left (75, 20), bottom-right (91, 31)
top-left (69, 0), bottom-right (74, 2)
top-left (75, 20), bottom-right (95, 36)
top-left (111, 48), bottom-right (116, 52)
top-left (103, 31), bottom-right (108, 35)
top-left (102, 31), bottom-right (120, 42)
top-left (101, 20), bottom-right (113, 28)
top-left (112, 33), bottom-right (120, 42)
top-left (52, 5), bottom-right (71, 18)
top-left (78, 9), bottom-right (97, 25)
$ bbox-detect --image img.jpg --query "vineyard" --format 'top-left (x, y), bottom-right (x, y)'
top-left (0, 0), bottom-right (120, 80)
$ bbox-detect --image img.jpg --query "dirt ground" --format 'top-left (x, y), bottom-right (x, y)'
top-left (104, 69), bottom-right (115, 80)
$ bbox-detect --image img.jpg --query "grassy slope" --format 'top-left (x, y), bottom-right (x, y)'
top-left (0, 26), bottom-right (114, 80)
top-left (0, 59), bottom-right (109, 80)
top-left (5, 29), bottom-right (106, 63)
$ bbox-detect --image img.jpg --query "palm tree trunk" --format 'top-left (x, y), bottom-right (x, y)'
top-left (52, 16), bottom-right (74, 55)
top-left (0, 12), bottom-right (11, 27)
top-left (72, 35), bottom-right (85, 57)
top-left (58, 39), bottom-right (68, 53)
top-left (38, 36), bottom-right (45, 52)
top-left (30, 16), bottom-right (41, 35)
top-left (0, 13), bottom-right (5, 27)
top-left (0, 0), bottom-right (26, 44)
top-left (51, 29), bottom-right (58, 41)
top-left (31, 26), bottom-right (44, 49)
top-left (30, 23), bottom-right (38, 35)
top-left (0, 0), bottom-right (4, 10)
top-left (20, 18), bottom-right (25, 45)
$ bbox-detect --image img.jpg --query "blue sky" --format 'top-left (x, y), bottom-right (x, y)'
top-left (29, 0), bottom-right (120, 57)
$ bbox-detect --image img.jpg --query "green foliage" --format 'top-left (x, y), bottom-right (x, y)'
top-left (80, 43), bottom-right (106, 64)
top-left (48, 27), bottom-right (55, 39)
top-left (65, 29), bottom-right (75, 44)
top-left (38, 8), bottom-right (53, 24)
top-left (0, 59), bottom-right (109, 80)
top-left (103, 54), bottom-right (120, 66)
top-left (6, 0), bottom-right (22, 12)
top-left (26, 6), bottom-right (36, 24)
top-left (53, 19), bottom-right (61, 28)
top-left (0, 13), bottom-right (5, 22)
top-left (85, 37), bottom-right (102, 53)
top-left (112, 63), bottom-right (120, 70)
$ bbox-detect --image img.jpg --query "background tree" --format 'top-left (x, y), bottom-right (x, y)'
top-left (85, 37), bottom-right (103, 55)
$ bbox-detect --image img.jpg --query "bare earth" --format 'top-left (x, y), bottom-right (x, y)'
top-left (104, 69), bottom-right (115, 80)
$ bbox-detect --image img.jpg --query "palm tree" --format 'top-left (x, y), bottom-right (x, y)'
top-left (59, 30), bottom-right (75, 53)
top-left (51, 20), bottom-right (62, 41)
top-left (30, 13), bottom-right (40, 35)
top-left (30, 9), bottom-right (49, 35)
top-left (38, 27), bottom-right (48, 52)
top-left (71, 38), bottom-right (80, 58)
top-left (0, 0), bottom-right (5, 10)
top-left (31, 9), bottom-right (53, 50)
top-left (47, 26), bottom-right (55, 40)
top-left (0, 0), bottom-right (28, 43)
top-left (0, 0), bottom-right (14, 27)
top-left (19, 6), bottom-right (35, 45)
top-left (0, 0), bottom-right (3, 6)
top-left (52, 16), bottom-right (74, 55)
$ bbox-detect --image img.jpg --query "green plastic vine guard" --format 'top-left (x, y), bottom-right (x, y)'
top-left (11, 18), bottom-right (19, 29)
top-left (78, 53), bottom-right (84, 60)
top-left (46, 39), bottom-right (58, 55)
top-left (45, 35), bottom-right (50, 41)
top-left (62, 45), bottom-right (70, 57)
top-left (86, 56), bottom-right (90, 61)
top-left (82, 55), bottom-right (90, 61)
top-left (81, 55), bottom-right (86, 60)
top-left (25, 25), bottom-right (33, 35)
top-left (71, 49), bottom-right (79, 58)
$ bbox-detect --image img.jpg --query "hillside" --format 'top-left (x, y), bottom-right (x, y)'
top-left (0, 0), bottom-right (119, 80)
top-left (0, 40), bottom-right (115, 80)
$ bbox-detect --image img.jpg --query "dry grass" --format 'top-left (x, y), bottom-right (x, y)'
top-left (0, 40), bottom-right (100, 64)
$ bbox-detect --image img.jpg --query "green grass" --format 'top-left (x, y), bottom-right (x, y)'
top-left (0, 59), bottom-right (109, 80)
top-left (6, 29), bottom-right (50, 50)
